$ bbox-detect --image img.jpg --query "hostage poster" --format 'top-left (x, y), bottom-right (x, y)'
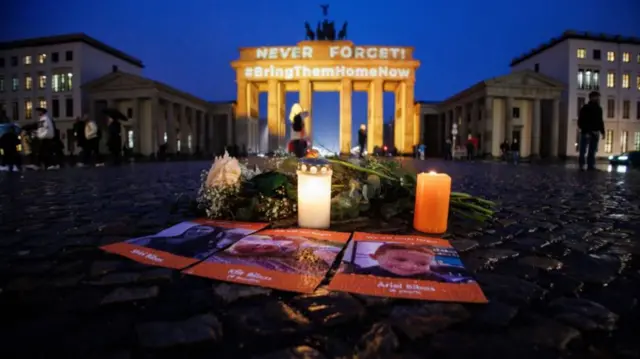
top-left (327, 232), bottom-right (487, 303)
top-left (100, 219), bottom-right (268, 270)
top-left (183, 228), bottom-right (351, 293)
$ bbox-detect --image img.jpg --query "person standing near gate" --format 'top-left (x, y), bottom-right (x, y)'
top-left (35, 107), bottom-right (56, 170)
top-left (107, 116), bottom-right (123, 165)
top-left (73, 116), bottom-right (87, 166)
top-left (577, 91), bottom-right (605, 171)
top-left (358, 124), bottom-right (367, 158)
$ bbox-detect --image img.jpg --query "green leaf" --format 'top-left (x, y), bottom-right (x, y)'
top-left (250, 171), bottom-right (288, 196)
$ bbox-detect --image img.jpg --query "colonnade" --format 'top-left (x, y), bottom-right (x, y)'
top-left (440, 96), bottom-right (560, 158)
top-left (235, 77), bottom-right (419, 154)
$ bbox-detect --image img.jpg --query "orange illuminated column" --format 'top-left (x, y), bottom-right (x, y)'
top-left (413, 171), bottom-right (452, 234)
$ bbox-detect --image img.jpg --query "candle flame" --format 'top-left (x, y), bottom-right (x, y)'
top-left (428, 171), bottom-right (437, 175)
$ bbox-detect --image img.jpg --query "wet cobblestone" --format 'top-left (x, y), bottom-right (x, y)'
top-left (1, 160), bottom-right (640, 359)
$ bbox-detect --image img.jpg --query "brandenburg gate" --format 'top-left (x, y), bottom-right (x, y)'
top-left (231, 41), bottom-right (421, 154)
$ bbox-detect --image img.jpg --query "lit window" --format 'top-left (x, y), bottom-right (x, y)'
top-left (51, 72), bottom-right (73, 92)
top-left (128, 130), bottom-right (135, 149)
top-left (585, 70), bottom-right (592, 89)
top-left (38, 53), bottom-right (47, 64)
top-left (622, 73), bottom-right (630, 89)
top-left (637, 75), bottom-right (640, 90)
top-left (188, 135), bottom-right (192, 150)
top-left (577, 48), bottom-right (586, 59)
top-left (23, 56), bottom-right (32, 65)
top-left (593, 70), bottom-right (600, 89)
top-left (163, 132), bottom-right (167, 143)
top-left (620, 131), bottom-right (628, 153)
top-left (25, 75), bottom-right (32, 90)
top-left (607, 72), bottom-right (615, 88)
top-left (607, 51), bottom-right (615, 62)
top-left (177, 139), bottom-right (181, 152)
top-left (622, 52), bottom-right (630, 63)
top-left (39, 98), bottom-right (46, 109)
top-left (604, 130), bottom-right (614, 153)
top-left (577, 70), bottom-right (584, 89)
top-left (637, 54), bottom-right (640, 64)
top-left (24, 99), bottom-right (33, 119)
top-left (635, 132), bottom-right (640, 151)
top-left (11, 76), bottom-right (19, 91)
top-left (38, 74), bottom-right (46, 89)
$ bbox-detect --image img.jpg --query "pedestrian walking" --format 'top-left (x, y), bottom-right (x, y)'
top-left (84, 115), bottom-right (104, 166)
top-left (358, 124), bottom-right (367, 158)
top-left (578, 91), bottom-right (605, 171)
top-left (35, 107), bottom-right (57, 170)
top-left (0, 124), bottom-right (22, 172)
top-left (73, 116), bottom-right (87, 166)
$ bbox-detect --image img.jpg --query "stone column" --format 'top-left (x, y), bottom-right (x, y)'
top-left (166, 102), bottom-right (176, 154)
top-left (197, 110), bottom-right (205, 154)
top-left (367, 79), bottom-right (384, 154)
top-left (267, 80), bottom-right (285, 151)
top-left (550, 99), bottom-right (560, 157)
top-left (339, 78), bottom-right (353, 154)
top-left (413, 103), bottom-right (421, 147)
top-left (178, 104), bottom-right (188, 154)
top-left (487, 97), bottom-right (502, 157)
top-left (393, 80), bottom-right (415, 154)
top-left (151, 96), bottom-right (162, 156)
top-left (531, 98), bottom-right (541, 157)
top-left (505, 97), bottom-right (514, 142)
top-left (206, 113), bottom-right (215, 154)
top-left (471, 100), bottom-right (479, 136)
top-left (460, 104), bottom-right (468, 142)
top-left (136, 98), bottom-right (150, 156)
top-left (445, 110), bottom-right (452, 142)
top-left (131, 98), bottom-right (140, 154)
top-left (299, 79), bottom-right (313, 140)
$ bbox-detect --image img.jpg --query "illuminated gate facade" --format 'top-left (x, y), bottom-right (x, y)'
top-left (231, 40), bottom-right (420, 154)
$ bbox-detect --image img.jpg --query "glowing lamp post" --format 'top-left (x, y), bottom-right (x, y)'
top-left (297, 158), bottom-right (333, 229)
top-left (413, 171), bottom-right (452, 234)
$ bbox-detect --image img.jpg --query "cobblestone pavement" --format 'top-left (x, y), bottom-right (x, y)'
top-left (1, 160), bottom-right (639, 359)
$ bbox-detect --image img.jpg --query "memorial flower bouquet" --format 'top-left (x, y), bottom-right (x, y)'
top-left (196, 151), bottom-right (496, 224)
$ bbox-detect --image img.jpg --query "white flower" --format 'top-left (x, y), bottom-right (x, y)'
top-left (206, 150), bottom-right (242, 188)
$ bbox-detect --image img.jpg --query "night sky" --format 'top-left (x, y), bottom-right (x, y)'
top-left (4, 0), bottom-right (639, 151)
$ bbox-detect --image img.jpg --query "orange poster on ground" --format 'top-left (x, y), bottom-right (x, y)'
top-left (327, 232), bottom-right (488, 303)
top-left (183, 228), bottom-right (351, 293)
top-left (100, 219), bottom-right (268, 270)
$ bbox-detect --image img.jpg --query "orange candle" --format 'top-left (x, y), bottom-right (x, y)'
top-left (413, 171), bottom-right (451, 234)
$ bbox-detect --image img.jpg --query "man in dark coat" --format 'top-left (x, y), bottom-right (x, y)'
top-left (358, 124), bottom-right (367, 157)
top-left (73, 116), bottom-right (86, 163)
top-left (578, 91), bottom-right (605, 171)
top-left (107, 117), bottom-right (122, 165)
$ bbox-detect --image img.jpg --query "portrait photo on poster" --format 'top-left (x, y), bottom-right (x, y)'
top-left (184, 229), bottom-right (351, 293)
top-left (100, 220), bottom-right (268, 270)
top-left (341, 241), bottom-right (476, 284)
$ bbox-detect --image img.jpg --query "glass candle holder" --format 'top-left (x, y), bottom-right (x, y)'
top-left (296, 158), bottom-right (332, 229)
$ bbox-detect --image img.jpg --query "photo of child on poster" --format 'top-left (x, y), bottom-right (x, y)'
top-left (184, 229), bottom-right (351, 293)
top-left (206, 234), bottom-right (342, 276)
top-left (327, 232), bottom-right (487, 303)
top-left (345, 241), bottom-right (475, 283)
top-left (101, 220), bottom-right (268, 270)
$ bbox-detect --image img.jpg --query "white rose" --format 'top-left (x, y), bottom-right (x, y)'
top-left (206, 151), bottom-right (242, 188)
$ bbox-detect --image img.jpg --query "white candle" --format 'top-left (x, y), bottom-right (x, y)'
top-left (297, 160), bottom-right (332, 229)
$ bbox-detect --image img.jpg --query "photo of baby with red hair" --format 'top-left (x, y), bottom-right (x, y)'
top-left (205, 234), bottom-right (342, 276)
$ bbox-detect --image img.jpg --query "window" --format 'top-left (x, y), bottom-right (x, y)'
top-left (604, 130), bottom-right (614, 153)
top-left (512, 107), bottom-right (520, 118)
top-left (65, 51), bottom-right (73, 61)
top-left (577, 97), bottom-right (585, 114)
top-left (38, 73), bottom-right (46, 89)
top-left (11, 102), bottom-right (19, 121)
top-left (534, 63), bottom-right (539, 72)
top-left (24, 99), bottom-right (33, 119)
top-left (593, 49), bottom-right (601, 60)
top-left (126, 108), bottom-right (133, 118)
top-left (11, 76), bottom-right (19, 91)
top-left (622, 73), bottom-right (630, 89)
top-left (635, 132), bottom-right (640, 151)
top-left (23, 55), bottom-right (32, 65)
top-left (0, 76), bottom-right (4, 92)
top-left (37, 53), bottom-right (46, 64)
top-left (622, 52), bottom-right (630, 63)
top-left (577, 69), bottom-right (599, 90)
top-left (607, 71), bottom-right (615, 88)
top-left (51, 52), bottom-right (59, 63)
top-left (38, 98), bottom-right (46, 110)
top-left (0, 58), bottom-right (4, 67)
top-left (52, 99), bottom-right (60, 118)
top-left (607, 99), bottom-right (615, 118)
top-left (637, 75), bottom-right (640, 90)
top-left (128, 130), bottom-right (135, 149)
top-left (637, 101), bottom-right (640, 120)
top-left (10, 56), bottom-right (17, 66)
top-left (65, 98), bottom-right (74, 117)
top-left (621, 131), bottom-right (628, 153)
top-left (24, 75), bottom-right (32, 90)
top-left (607, 51), bottom-right (615, 62)
top-left (623, 100), bottom-right (630, 119)
top-left (52, 72), bottom-right (73, 92)
top-left (188, 135), bottom-right (192, 150)
top-left (577, 48), bottom-right (586, 59)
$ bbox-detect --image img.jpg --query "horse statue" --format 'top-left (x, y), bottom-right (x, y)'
top-left (316, 21), bottom-right (325, 40)
top-left (304, 22), bottom-right (315, 40)
top-left (338, 22), bottom-right (348, 40)
top-left (320, 4), bottom-right (329, 17)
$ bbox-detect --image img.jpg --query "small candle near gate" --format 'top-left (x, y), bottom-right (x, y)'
top-left (413, 171), bottom-right (451, 234)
